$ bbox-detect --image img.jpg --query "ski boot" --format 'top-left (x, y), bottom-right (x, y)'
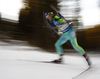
top-left (51, 58), bottom-right (62, 64)
top-left (83, 53), bottom-right (92, 67)
top-left (51, 54), bottom-right (63, 64)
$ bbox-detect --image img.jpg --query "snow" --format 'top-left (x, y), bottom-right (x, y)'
top-left (0, 42), bottom-right (100, 79)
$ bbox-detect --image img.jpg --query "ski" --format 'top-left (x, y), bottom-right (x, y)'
top-left (18, 59), bottom-right (64, 64)
top-left (72, 66), bottom-right (92, 79)
top-left (33, 60), bottom-right (64, 64)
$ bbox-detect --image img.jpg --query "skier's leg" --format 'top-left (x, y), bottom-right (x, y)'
top-left (55, 33), bottom-right (69, 55)
top-left (53, 33), bottom-right (69, 63)
top-left (70, 37), bottom-right (85, 55)
top-left (70, 37), bottom-right (92, 66)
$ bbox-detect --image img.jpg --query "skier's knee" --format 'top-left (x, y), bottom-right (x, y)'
top-left (55, 42), bottom-right (61, 47)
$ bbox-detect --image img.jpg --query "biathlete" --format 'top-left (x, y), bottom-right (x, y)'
top-left (45, 11), bottom-right (91, 66)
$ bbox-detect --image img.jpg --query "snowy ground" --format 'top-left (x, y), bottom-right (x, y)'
top-left (0, 41), bottom-right (100, 79)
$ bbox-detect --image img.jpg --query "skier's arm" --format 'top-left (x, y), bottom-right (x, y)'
top-left (47, 20), bottom-right (56, 27)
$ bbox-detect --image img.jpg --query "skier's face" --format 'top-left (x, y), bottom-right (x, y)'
top-left (46, 14), bottom-right (53, 20)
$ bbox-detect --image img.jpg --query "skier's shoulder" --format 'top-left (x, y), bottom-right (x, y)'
top-left (53, 14), bottom-right (63, 21)
top-left (54, 14), bottom-right (62, 18)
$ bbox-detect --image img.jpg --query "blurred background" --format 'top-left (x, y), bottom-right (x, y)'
top-left (0, 0), bottom-right (100, 52)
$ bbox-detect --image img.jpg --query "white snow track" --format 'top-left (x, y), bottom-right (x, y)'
top-left (0, 42), bottom-right (100, 79)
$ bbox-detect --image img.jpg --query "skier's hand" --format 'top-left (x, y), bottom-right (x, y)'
top-left (58, 31), bottom-right (63, 35)
top-left (69, 22), bottom-right (73, 25)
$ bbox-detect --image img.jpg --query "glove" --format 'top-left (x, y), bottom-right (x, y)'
top-left (58, 31), bottom-right (63, 35)
top-left (69, 22), bottom-right (73, 25)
